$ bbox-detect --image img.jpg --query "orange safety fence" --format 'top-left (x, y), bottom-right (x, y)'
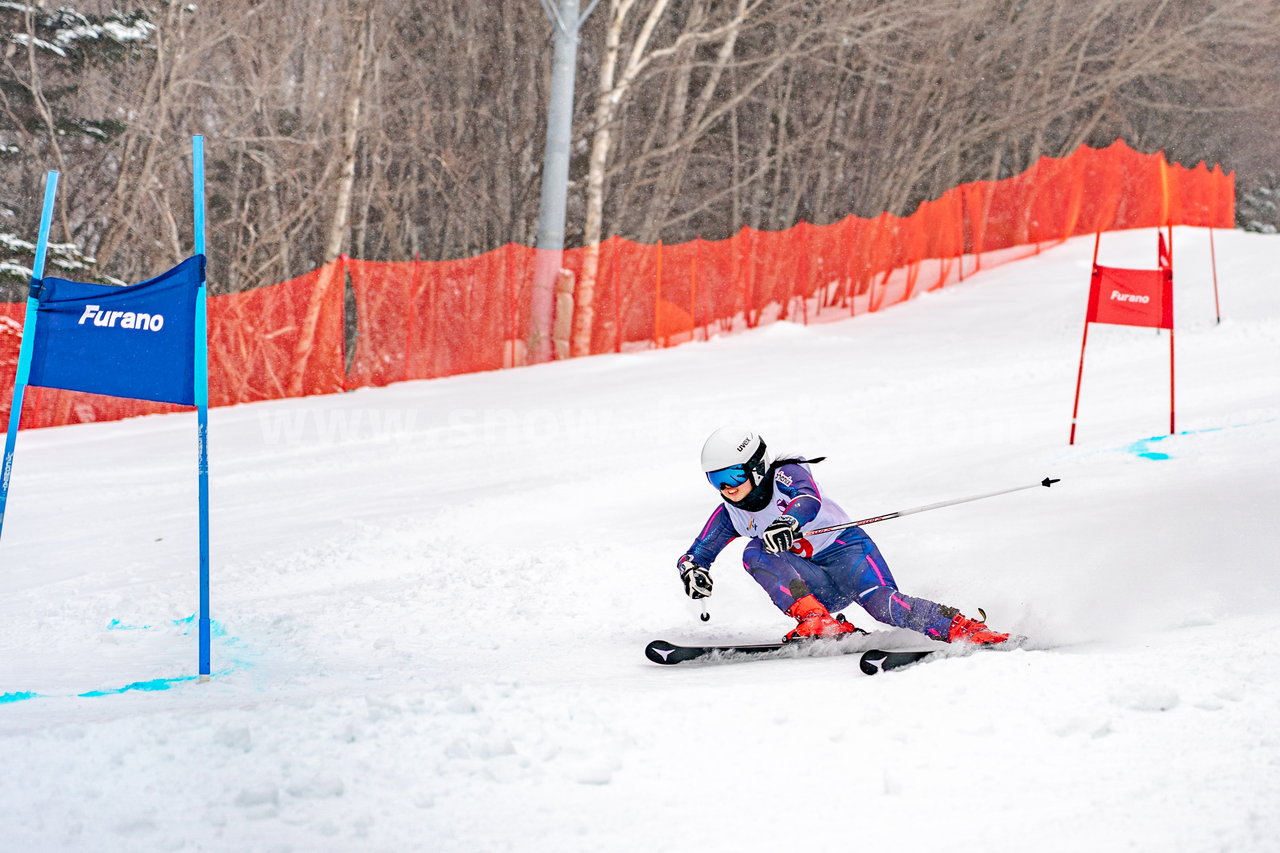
top-left (0, 139), bottom-right (1234, 429)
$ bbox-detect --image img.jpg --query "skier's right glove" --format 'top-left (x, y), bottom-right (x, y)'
top-left (762, 514), bottom-right (801, 554)
top-left (678, 555), bottom-right (713, 599)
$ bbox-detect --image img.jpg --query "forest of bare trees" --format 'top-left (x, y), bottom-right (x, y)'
top-left (1, 0), bottom-right (1277, 301)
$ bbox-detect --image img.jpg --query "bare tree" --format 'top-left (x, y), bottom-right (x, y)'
top-left (572, 0), bottom-right (825, 355)
top-left (3, 0), bottom-right (1277, 308)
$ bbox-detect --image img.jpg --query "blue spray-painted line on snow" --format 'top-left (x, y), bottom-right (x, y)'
top-left (1119, 421), bottom-right (1279, 461)
top-left (1058, 418), bottom-right (1276, 464)
top-left (79, 675), bottom-right (203, 697)
top-left (170, 613), bottom-right (231, 640)
top-left (1, 678), bottom-right (221, 703)
top-left (106, 618), bottom-right (152, 631)
top-left (1125, 432), bottom-right (1181, 460)
top-left (3, 616), bottom-right (252, 705)
top-left (1, 691), bottom-right (41, 704)
top-left (107, 615), bottom-right (230, 638)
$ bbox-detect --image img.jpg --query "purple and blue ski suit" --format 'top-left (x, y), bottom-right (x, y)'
top-left (680, 462), bottom-right (957, 639)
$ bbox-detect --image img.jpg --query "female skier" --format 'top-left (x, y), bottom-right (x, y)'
top-left (678, 425), bottom-right (1011, 644)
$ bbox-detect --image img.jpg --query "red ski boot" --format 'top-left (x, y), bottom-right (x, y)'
top-left (785, 594), bottom-right (860, 642)
top-left (947, 612), bottom-right (1010, 645)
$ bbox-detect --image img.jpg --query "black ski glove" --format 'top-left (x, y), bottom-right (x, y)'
top-left (762, 515), bottom-right (801, 554)
top-left (678, 556), bottom-right (713, 599)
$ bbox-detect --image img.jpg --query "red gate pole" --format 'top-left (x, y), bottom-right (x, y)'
top-left (1169, 321), bottom-right (1176, 436)
top-left (1069, 322), bottom-right (1091, 446)
top-left (1168, 225), bottom-right (1176, 436)
top-left (1069, 231), bottom-right (1103, 445)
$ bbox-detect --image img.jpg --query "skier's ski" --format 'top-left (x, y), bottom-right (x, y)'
top-left (645, 634), bottom-right (871, 666)
top-left (859, 637), bottom-right (1027, 675)
top-left (858, 648), bottom-right (937, 675)
top-left (648, 636), bottom-right (1026, 669)
top-left (646, 639), bottom-right (784, 665)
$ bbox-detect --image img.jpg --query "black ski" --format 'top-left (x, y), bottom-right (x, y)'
top-left (645, 639), bottom-right (786, 665)
top-left (859, 637), bottom-right (1027, 675)
top-left (858, 648), bottom-right (937, 675)
top-left (648, 636), bottom-right (1025, 669)
top-left (645, 634), bottom-right (870, 666)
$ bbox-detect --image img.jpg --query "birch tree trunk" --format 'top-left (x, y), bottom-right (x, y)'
top-left (291, 2), bottom-right (369, 396)
top-left (572, 0), bottom-right (671, 358)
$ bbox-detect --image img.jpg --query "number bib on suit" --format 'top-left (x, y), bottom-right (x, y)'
top-left (720, 464), bottom-right (851, 557)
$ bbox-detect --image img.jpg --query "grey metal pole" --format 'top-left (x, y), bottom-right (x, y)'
top-left (530, 0), bottom-right (582, 364)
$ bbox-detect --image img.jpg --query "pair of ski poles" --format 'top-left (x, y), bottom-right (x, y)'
top-left (697, 476), bottom-right (1060, 622)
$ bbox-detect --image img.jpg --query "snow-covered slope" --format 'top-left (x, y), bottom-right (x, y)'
top-left (2, 228), bottom-right (1277, 852)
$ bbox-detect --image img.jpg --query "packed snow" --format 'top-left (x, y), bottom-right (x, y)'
top-left (1, 227), bottom-right (1277, 852)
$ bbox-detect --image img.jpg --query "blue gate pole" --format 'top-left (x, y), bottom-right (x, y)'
top-left (192, 137), bottom-right (212, 681)
top-left (0, 171), bottom-right (59, 541)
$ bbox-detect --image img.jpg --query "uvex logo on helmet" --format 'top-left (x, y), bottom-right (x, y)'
top-left (77, 304), bottom-right (165, 332)
top-left (736, 436), bottom-right (752, 452)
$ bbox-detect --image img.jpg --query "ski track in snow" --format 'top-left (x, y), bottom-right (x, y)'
top-left (1, 228), bottom-right (1278, 851)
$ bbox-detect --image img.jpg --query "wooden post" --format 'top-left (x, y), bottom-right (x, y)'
top-left (653, 239), bottom-right (663, 348)
top-left (1209, 226), bottom-right (1221, 324)
top-left (690, 237), bottom-right (700, 342)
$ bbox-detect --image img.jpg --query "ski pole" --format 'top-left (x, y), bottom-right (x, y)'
top-left (804, 477), bottom-right (1060, 537)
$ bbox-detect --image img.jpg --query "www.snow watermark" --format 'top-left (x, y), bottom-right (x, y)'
top-left (253, 397), bottom-right (820, 451)
top-left (254, 405), bottom-right (660, 450)
top-left (250, 397), bottom-right (1037, 455)
top-left (257, 408), bottom-right (423, 448)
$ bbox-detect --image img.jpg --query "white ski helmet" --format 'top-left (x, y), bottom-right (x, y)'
top-left (701, 426), bottom-right (769, 491)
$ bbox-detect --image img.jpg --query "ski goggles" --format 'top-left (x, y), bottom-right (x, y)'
top-left (706, 464), bottom-right (750, 490)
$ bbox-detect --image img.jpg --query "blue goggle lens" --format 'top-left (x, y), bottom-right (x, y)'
top-left (707, 465), bottom-right (750, 490)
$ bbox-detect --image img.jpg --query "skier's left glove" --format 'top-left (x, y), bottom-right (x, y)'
top-left (678, 555), bottom-right (713, 599)
top-left (762, 515), bottom-right (801, 554)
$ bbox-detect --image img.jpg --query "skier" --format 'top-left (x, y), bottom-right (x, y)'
top-left (678, 425), bottom-right (1011, 644)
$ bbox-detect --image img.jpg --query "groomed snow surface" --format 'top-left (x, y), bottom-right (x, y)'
top-left (2, 228), bottom-right (1278, 852)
